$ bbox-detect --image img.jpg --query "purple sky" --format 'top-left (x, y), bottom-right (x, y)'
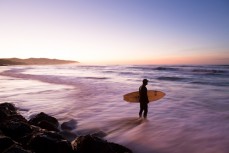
top-left (0, 0), bottom-right (228, 64)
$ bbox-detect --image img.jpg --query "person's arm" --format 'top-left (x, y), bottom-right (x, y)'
top-left (144, 87), bottom-right (149, 103)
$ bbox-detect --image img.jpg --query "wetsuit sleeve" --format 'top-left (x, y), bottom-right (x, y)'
top-left (145, 87), bottom-right (149, 103)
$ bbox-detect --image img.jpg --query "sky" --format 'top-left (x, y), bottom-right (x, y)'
top-left (0, 0), bottom-right (229, 65)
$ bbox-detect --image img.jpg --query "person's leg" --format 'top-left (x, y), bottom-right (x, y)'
top-left (143, 104), bottom-right (148, 118)
top-left (139, 103), bottom-right (143, 118)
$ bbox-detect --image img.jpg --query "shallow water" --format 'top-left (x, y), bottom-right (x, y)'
top-left (0, 64), bottom-right (229, 153)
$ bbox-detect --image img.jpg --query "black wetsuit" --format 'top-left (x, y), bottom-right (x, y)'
top-left (139, 85), bottom-right (149, 118)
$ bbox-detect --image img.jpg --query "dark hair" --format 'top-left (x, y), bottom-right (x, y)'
top-left (143, 79), bottom-right (148, 83)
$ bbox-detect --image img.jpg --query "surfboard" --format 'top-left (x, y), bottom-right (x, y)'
top-left (123, 90), bottom-right (165, 103)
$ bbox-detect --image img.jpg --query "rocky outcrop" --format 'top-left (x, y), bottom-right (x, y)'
top-left (72, 135), bottom-right (132, 153)
top-left (29, 131), bottom-right (72, 153)
top-left (0, 102), bottom-right (132, 153)
top-left (29, 112), bottom-right (59, 132)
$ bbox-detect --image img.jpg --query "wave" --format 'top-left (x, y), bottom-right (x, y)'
top-left (154, 67), bottom-right (180, 71)
top-left (0, 70), bottom-right (75, 86)
top-left (191, 81), bottom-right (229, 87)
top-left (128, 65), bottom-right (228, 73)
top-left (118, 71), bottom-right (137, 76)
top-left (82, 77), bottom-right (109, 80)
top-left (77, 65), bottom-right (108, 69)
top-left (127, 66), bottom-right (155, 71)
top-left (102, 70), bottom-right (116, 73)
top-left (157, 76), bottom-right (187, 81)
top-left (191, 69), bottom-right (226, 74)
top-left (0, 68), bottom-right (110, 87)
top-left (127, 66), bottom-right (180, 71)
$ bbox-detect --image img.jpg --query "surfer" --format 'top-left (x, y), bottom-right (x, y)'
top-left (139, 79), bottom-right (149, 118)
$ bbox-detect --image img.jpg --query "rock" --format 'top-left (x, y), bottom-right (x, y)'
top-left (59, 131), bottom-right (77, 142)
top-left (0, 102), bottom-right (28, 135)
top-left (29, 131), bottom-right (72, 153)
top-left (0, 103), bottom-right (18, 122)
top-left (7, 114), bottom-right (28, 123)
top-left (109, 142), bottom-right (133, 153)
top-left (0, 103), bottom-right (17, 114)
top-left (29, 112), bottom-right (59, 131)
top-left (0, 103), bottom-right (133, 153)
top-left (0, 136), bottom-right (15, 153)
top-left (0, 109), bottom-right (8, 121)
top-left (71, 135), bottom-right (113, 153)
top-left (0, 129), bottom-right (4, 135)
top-left (71, 135), bottom-right (132, 153)
top-left (0, 103), bottom-right (33, 146)
top-left (0, 121), bottom-right (33, 141)
top-left (61, 119), bottom-right (77, 131)
top-left (3, 145), bottom-right (33, 153)
top-left (18, 125), bottom-right (44, 146)
top-left (0, 102), bottom-right (27, 124)
top-left (37, 120), bottom-right (59, 132)
top-left (91, 131), bottom-right (107, 138)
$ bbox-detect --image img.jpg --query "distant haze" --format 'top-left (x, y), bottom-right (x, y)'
top-left (0, 0), bottom-right (228, 65)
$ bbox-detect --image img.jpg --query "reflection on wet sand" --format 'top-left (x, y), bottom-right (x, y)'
top-left (104, 117), bottom-right (146, 134)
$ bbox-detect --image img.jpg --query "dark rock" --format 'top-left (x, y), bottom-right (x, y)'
top-left (29, 131), bottom-right (72, 153)
top-left (29, 112), bottom-right (59, 129)
top-left (0, 103), bottom-right (132, 153)
top-left (3, 145), bottom-right (33, 153)
top-left (0, 103), bottom-right (18, 122)
top-left (0, 136), bottom-right (15, 153)
top-left (37, 120), bottom-right (59, 132)
top-left (59, 131), bottom-right (77, 142)
top-left (7, 114), bottom-right (28, 123)
top-left (61, 119), bottom-right (77, 131)
top-left (109, 142), bottom-right (133, 153)
top-left (0, 129), bottom-right (4, 135)
top-left (0, 109), bottom-right (8, 121)
top-left (0, 103), bottom-right (17, 114)
top-left (18, 125), bottom-right (43, 146)
top-left (0, 121), bottom-right (33, 141)
top-left (0, 103), bottom-right (27, 124)
top-left (72, 135), bottom-right (113, 153)
top-left (91, 131), bottom-right (107, 138)
top-left (71, 135), bottom-right (132, 153)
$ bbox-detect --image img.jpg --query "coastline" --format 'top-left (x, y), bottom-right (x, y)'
top-left (0, 58), bottom-right (79, 66)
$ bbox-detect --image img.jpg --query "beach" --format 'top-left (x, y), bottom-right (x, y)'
top-left (0, 64), bottom-right (229, 153)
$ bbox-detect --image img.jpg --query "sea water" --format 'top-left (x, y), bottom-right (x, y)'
top-left (0, 64), bottom-right (229, 153)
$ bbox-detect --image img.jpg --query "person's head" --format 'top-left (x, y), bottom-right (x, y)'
top-left (142, 79), bottom-right (148, 85)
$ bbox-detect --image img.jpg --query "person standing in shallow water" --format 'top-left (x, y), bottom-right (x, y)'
top-left (139, 79), bottom-right (149, 118)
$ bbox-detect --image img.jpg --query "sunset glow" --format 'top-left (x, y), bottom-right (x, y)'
top-left (0, 0), bottom-right (228, 65)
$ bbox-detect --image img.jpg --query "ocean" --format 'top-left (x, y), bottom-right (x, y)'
top-left (0, 64), bottom-right (229, 153)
